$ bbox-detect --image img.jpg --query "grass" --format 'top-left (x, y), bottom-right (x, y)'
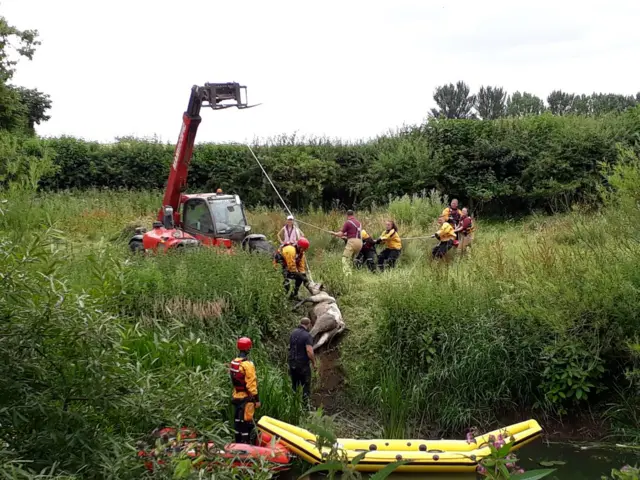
top-left (1, 153), bottom-right (639, 478)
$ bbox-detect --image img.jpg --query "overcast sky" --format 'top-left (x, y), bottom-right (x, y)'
top-left (3, 0), bottom-right (640, 144)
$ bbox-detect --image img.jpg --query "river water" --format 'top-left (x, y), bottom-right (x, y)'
top-left (287, 438), bottom-right (639, 480)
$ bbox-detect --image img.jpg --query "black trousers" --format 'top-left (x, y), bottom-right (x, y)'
top-left (232, 398), bottom-right (256, 445)
top-left (283, 271), bottom-right (308, 297)
top-left (289, 363), bottom-right (311, 403)
top-left (355, 248), bottom-right (376, 272)
top-left (432, 240), bottom-right (454, 259)
top-left (378, 248), bottom-right (401, 271)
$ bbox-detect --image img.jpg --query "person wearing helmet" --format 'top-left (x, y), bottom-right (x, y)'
top-left (229, 337), bottom-right (260, 445)
top-left (276, 237), bottom-right (310, 299)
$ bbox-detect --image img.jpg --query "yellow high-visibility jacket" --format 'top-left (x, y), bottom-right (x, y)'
top-left (379, 228), bottom-right (402, 250)
top-left (442, 207), bottom-right (462, 226)
top-left (435, 222), bottom-right (457, 242)
top-left (230, 356), bottom-right (259, 402)
top-left (281, 244), bottom-right (306, 273)
top-left (361, 229), bottom-right (371, 240)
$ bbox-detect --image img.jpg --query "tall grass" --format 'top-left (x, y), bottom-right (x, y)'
top-left (1, 147), bottom-right (639, 478)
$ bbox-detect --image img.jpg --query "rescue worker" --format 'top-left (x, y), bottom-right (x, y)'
top-left (275, 237), bottom-right (310, 299)
top-left (331, 210), bottom-right (363, 276)
top-left (442, 198), bottom-right (463, 234)
top-left (455, 207), bottom-right (475, 251)
top-left (288, 317), bottom-right (317, 405)
top-left (354, 229), bottom-right (377, 272)
top-left (277, 215), bottom-right (304, 246)
top-left (376, 220), bottom-right (402, 271)
top-left (229, 337), bottom-right (260, 445)
top-left (431, 216), bottom-right (458, 259)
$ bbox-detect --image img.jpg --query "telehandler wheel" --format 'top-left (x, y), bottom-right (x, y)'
top-left (247, 239), bottom-right (275, 255)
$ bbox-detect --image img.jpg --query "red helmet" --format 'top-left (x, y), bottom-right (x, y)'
top-left (237, 337), bottom-right (252, 351)
top-left (297, 237), bottom-right (310, 250)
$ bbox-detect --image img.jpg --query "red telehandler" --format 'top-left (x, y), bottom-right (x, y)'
top-left (129, 82), bottom-right (274, 255)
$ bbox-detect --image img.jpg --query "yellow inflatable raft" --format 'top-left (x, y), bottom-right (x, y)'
top-left (257, 416), bottom-right (542, 474)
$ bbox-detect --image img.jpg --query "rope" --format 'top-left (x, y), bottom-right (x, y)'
top-left (246, 144), bottom-right (316, 283)
top-left (292, 218), bottom-right (335, 235)
top-left (246, 145), bottom-right (294, 219)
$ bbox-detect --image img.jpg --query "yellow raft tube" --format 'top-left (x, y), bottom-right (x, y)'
top-left (257, 416), bottom-right (542, 474)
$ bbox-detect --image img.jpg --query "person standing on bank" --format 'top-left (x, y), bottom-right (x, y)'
top-left (277, 215), bottom-right (304, 246)
top-left (331, 210), bottom-right (363, 276)
top-left (229, 337), bottom-right (260, 445)
top-left (288, 318), bottom-right (317, 405)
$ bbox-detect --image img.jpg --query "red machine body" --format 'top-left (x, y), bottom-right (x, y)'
top-left (129, 83), bottom-right (273, 255)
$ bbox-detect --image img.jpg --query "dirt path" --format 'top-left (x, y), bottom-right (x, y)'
top-left (311, 345), bottom-right (345, 414)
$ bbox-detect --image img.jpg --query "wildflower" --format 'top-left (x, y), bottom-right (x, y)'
top-left (488, 434), bottom-right (496, 444)
top-left (477, 465), bottom-right (487, 475)
top-left (516, 468), bottom-right (525, 474)
top-left (620, 465), bottom-right (632, 473)
top-left (466, 431), bottom-right (477, 444)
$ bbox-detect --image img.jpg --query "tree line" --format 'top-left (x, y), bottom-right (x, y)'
top-left (4, 105), bottom-right (637, 217)
top-left (430, 81), bottom-right (640, 120)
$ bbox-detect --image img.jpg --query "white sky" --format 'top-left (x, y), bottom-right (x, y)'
top-left (3, 0), bottom-right (640, 144)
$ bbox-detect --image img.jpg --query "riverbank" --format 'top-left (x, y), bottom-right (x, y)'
top-left (1, 155), bottom-right (639, 477)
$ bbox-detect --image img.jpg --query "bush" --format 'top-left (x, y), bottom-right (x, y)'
top-left (5, 106), bottom-right (637, 218)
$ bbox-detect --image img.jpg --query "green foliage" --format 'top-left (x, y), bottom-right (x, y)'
top-left (298, 411), bottom-right (408, 480)
top-left (0, 131), bottom-right (57, 191)
top-left (537, 340), bottom-right (606, 414)
top-left (429, 80), bottom-right (477, 119)
top-left (12, 86), bottom-right (52, 134)
top-left (0, 14), bottom-right (51, 136)
top-left (0, 15), bottom-right (40, 81)
top-left (474, 432), bottom-right (555, 479)
top-left (603, 465), bottom-right (640, 480)
top-left (4, 105), bottom-right (639, 218)
top-left (506, 92), bottom-right (546, 117)
top-left (477, 86), bottom-right (507, 120)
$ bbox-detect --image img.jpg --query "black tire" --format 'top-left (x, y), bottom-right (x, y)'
top-left (248, 239), bottom-right (275, 255)
top-left (129, 240), bottom-right (144, 254)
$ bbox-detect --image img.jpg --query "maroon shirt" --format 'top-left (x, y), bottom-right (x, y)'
top-left (461, 216), bottom-right (473, 233)
top-left (341, 217), bottom-right (362, 239)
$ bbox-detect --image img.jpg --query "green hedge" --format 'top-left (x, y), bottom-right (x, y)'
top-left (6, 107), bottom-right (640, 215)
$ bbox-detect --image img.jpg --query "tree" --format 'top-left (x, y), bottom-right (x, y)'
top-left (476, 86), bottom-right (507, 120)
top-left (0, 83), bottom-right (27, 131)
top-left (0, 15), bottom-right (50, 134)
top-left (505, 91), bottom-right (546, 117)
top-left (12, 86), bottom-right (52, 134)
top-left (589, 93), bottom-right (638, 115)
top-left (547, 90), bottom-right (576, 116)
top-left (0, 15), bottom-right (40, 82)
top-left (429, 81), bottom-right (477, 119)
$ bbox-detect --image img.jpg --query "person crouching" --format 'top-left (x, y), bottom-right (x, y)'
top-left (279, 238), bottom-right (311, 300)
